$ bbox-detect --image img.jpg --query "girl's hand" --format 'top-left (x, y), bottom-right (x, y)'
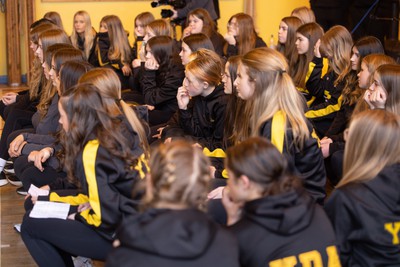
top-left (145, 58), bottom-right (159, 70)
top-left (224, 32), bottom-right (236, 45)
top-left (177, 86), bottom-right (190, 110)
top-left (132, 59), bottom-right (142, 68)
top-left (77, 202), bottom-right (91, 212)
top-left (122, 64), bottom-right (132, 76)
top-left (320, 142), bottom-right (331, 158)
top-left (139, 44), bottom-right (146, 61)
top-left (31, 195), bottom-right (38, 205)
top-left (192, 143), bottom-right (202, 148)
top-left (314, 39), bottom-right (321, 58)
top-left (320, 137), bottom-right (332, 145)
top-left (221, 187), bottom-right (243, 226)
top-left (68, 213), bottom-right (76, 220)
top-left (144, 104), bottom-right (155, 111)
top-left (8, 134), bottom-right (26, 157)
top-left (320, 137), bottom-right (332, 158)
top-left (182, 26), bottom-right (191, 38)
top-left (28, 147), bottom-right (53, 172)
top-left (2, 92), bottom-right (17, 105)
top-left (208, 186), bottom-right (225, 199)
top-left (369, 89), bottom-right (386, 109)
top-left (152, 127), bottom-right (165, 139)
top-left (364, 89), bottom-right (386, 109)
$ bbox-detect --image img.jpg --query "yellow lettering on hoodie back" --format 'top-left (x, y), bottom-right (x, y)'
top-left (384, 222), bottom-right (400, 244)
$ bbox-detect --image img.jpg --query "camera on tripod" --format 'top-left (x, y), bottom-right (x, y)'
top-left (151, 0), bottom-right (187, 19)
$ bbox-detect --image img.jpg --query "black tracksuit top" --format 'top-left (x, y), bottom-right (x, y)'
top-left (325, 163), bottom-right (400, 266)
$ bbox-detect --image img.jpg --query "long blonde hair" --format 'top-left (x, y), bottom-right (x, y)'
top-left (78, 68), bottom-right (149, 157)
top-left (100, 15), bottom-right (131, 64)
top-left (319, 25), bottom-right (352, 86)
top-left (241, 47), bottom-right (309, 148)
top-left (70, 11), bottom-right (95, 60)
top-left (339, 109), bottom-right (400, 187)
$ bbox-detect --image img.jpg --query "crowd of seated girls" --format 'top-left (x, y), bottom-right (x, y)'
top-left (1, 6), bottom-right (400, 267)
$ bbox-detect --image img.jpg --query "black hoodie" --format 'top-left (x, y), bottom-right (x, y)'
top-left (230, 189), bottom-right (340, 267)
top-left (325, 163), bottom-right (400, 266)
top-left (106, 208), bottom-right (240, 267)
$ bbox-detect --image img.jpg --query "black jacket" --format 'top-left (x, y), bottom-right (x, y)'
top-left (305, 57), bottom-right (346, 137)
top-left (325, 102), bottom-right (354, 155)
top-left (106, 208), bottom-right (240, 267)
top-left (41, 118), bottom-right (147, 240)
top-left (140, 57), bottom-right (185, 115)
top-left (164, 84), bottom-right (228, 150)
top-left (259, 115), bottom-right (326, 204)
top-left (209, 31), bottom-right (226, 57)
top-left (325, 163), bottom-right (400, 266)
top-left (230, 189), bottom-right (339, 267)
top-left (89, 32), bottom-right (130, 69)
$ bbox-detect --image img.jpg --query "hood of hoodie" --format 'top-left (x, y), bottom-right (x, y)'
top-left (117, 208), bottom-right (217, 259)
top-left (243, 188), bottom-right (315, 235)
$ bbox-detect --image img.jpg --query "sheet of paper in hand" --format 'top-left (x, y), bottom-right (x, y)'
top-left (29, 201), bottom-right (70, 220)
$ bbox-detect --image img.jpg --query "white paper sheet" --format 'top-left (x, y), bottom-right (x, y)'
top-left (29, 201), bottom-right (70, 220)
top-left (28, 184), bottom-right (50, 197)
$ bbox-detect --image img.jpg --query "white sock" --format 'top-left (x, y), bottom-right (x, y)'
top-left (0, 158), bottom-right (6, 172)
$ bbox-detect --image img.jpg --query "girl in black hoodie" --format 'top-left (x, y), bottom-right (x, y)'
top-left (222, 137), bottom-right (340, 267)
top-left (106, 140), bottom-right (239, 267)
top-left (325, 110), bottom-right (400, 266)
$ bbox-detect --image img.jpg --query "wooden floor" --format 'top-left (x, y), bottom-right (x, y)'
top-left (0, 184), bottom-right (36, 267)
top-left (0, 86), bottom-right (35, 266)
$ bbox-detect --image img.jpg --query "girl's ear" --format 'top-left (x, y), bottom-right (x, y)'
top-left (238, 174), bottom-right (251, 189)
top-left (202, 81), bottom-right (209, 89)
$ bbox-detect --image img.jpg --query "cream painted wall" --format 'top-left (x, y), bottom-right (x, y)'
top-left (0, 0), bottom-right (308, 78)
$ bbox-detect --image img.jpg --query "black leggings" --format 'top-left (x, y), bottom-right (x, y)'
top-left (0, 108), bottom-right (34, 160)
top-left (21, 212), bottom-right (112, 267)
top-left (15, 155), bottom-right (66, 191)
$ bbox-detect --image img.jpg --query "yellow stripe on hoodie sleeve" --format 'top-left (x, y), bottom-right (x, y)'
top-left (81, 139), bottom-right (102, 227)
top-left (49, 193), bottom-right (89, 205)
top-left (271, 111), bottom-right (286, 153)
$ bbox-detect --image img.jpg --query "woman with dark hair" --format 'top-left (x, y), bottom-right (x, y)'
top-left (21, 83), bottom-right (148, 266)
top-left (14, 61), bottom-right (93, 195)
top-left (276, 16), bottom-right (303, 74)
top-left (139, 35), bottom-right (185, 126)
top-left (180, 33), bottom-right (214, 66)
top-left (223, 137), bottom-right (339, 267)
